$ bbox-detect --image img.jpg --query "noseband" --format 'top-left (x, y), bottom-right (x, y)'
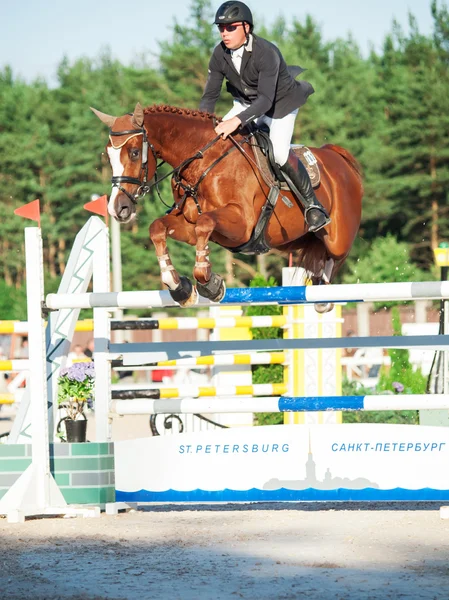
top-left (109, 126), bottom-right (160, 205)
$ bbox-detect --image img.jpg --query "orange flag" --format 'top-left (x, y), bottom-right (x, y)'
top-left (84, 195), bottom-right (108, 222)
top-left (14, 199), bottom-right (41, 227)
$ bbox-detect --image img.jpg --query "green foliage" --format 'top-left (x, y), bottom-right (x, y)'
top-left (244, 274), bottom-right (284, 425)
top-left (0, 281), bottom-right (26, 320)
top-left (341, 377), bottom-right (419, 424)
top-left (342, 234), bottom-right (432, 308)
top-left (377, 307), bottom-right (427, 395)
top-left (343, 234), bottom-right (429, 285)
top-left (341, 307), bottom-right (423, 424)
top-left (245, 273), bottom-right (282, 338)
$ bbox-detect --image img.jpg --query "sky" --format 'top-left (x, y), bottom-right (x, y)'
top-left (1, 0), bottom-right (436, 86)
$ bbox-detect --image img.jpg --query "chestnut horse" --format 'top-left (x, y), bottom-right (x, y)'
top-left (92, 103), bottom-right (363, 307)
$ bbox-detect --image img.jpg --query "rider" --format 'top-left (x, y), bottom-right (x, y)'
top-left (200, 1), bottom-right (330, 233)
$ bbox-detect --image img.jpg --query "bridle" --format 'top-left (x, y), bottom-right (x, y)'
top-left (109, 125), bottom-right (162, 205)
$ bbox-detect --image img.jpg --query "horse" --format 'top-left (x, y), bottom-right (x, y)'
top-left (91, 102), bottom-right (363, 309)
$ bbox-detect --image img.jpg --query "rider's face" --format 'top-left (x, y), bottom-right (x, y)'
top-left (218, 22), bottom-right (249, 50)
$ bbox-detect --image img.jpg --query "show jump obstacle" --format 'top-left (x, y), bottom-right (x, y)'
top-left (2, 214), bottom-right (449, 521)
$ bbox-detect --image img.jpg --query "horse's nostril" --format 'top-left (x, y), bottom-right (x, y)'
top-left (118, 205), bottom-right (130, 219)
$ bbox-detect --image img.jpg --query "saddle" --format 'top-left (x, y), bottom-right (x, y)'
top-left (249, 126), bottom-right (320, 190)
top-left (228, 125), bottom-right (320, 256)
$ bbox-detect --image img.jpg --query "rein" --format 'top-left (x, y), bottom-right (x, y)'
top-left (170, 135), bottom-right (237, 215)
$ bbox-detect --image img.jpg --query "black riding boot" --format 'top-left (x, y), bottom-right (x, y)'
top-left (280, 155), bottom-right (331, 233)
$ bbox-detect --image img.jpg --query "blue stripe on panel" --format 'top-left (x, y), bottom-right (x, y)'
top-left (115, 487), bottom-right (449, 503)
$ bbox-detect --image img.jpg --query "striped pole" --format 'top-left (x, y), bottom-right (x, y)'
top-left (0, 316), bottom-right (302, 334)
top-left (110, 315), bottom-right (289, 330)
top-left (0, 394), bottom-right (15, 405)
top-left (0, 321), bottom-right (29, 334)
top-left (280, 395), bottom-right (449, 411)
top-left (150, 352), bottom-right (286, 368)
top-left (0, 320), bottom-right (94, 335)
top-left (45, 280), bottom-right (449, 310)
top-left (112, 394), bottom-right (449, 415)
top-left (0, 360), bottom-right (29, 372)
top-left (111, 383), bottom-right (287, 400)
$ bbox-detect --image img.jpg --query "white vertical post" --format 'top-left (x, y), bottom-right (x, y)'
top-left (111, 218), bottom-right (125, 343)
top-left (93, 224), bottom-right (112, 441)
top-left (26, 227), bottom-right (53, 507)
top-left (0, 228), bottom-right (66, 521)
top-left (444, 300), bottom-right (449, 395)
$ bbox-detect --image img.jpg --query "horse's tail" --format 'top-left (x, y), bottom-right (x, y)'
top-left (281, 234), bottom-right (330, 283)
top-left (322, 144), bottom-right (363, 181)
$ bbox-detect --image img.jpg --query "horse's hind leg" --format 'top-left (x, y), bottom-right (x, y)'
top-left (149, 214), bottom-right (198, 307)
top-left (193, 204), bottom-right (249, 302)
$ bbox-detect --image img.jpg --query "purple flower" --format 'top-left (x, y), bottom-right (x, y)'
top-left (392, 381), bottom-right (404, 394)
top-left (61, 362), bottom-right (95, 382)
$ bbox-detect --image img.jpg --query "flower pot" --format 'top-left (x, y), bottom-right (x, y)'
top-left (65, 418), bottom-right (87, 443)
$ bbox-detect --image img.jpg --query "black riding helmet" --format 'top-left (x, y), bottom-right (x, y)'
top-left (214, 1), bottom-right (253, 27)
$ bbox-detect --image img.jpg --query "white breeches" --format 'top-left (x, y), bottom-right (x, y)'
top-left (223, 100), bottom-right (298, 166)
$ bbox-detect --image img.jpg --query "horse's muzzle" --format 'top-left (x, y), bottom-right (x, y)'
top-left (115, 198), bottom-right (136, 223)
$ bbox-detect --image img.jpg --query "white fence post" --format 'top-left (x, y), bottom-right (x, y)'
top-left (0, 228), bottom-right (66, 521)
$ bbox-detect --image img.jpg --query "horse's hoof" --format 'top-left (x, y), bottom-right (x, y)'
top-left (181, 286), bottom-right (198, 307)
top-left (315, 302), bottom-right (334, 314)
top-left (169, 276), bottom-right (197, 307)
top-left (196, 273), bottom-right (226, 302)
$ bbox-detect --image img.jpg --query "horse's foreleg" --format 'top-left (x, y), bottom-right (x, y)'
top-left (193, 204), bottom-right (249, 301)
top-left (149, 215), bottom-right (198, 307)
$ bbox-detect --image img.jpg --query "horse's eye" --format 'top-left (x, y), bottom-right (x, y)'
top-left (130, 148), bottom-right (140, 160)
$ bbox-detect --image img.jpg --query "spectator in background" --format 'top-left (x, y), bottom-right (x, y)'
top-left (84, 338), bottom-right (94, 359)
top-left (67, 344), bottom-right (87, 366)
top-left (16, 338), bottom-right (29, 359)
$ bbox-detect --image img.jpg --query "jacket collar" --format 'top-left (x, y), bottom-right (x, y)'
top-left (222, 34), bottom-right (254, 75)
top-left (240, 34), bottom-right (253, 73)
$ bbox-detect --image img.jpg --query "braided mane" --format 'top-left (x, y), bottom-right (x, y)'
top-left (144, 104), bottom-right (218, 121)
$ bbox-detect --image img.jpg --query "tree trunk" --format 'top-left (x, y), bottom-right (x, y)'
top-left (58, 238), bottom-right (66, 275)
top-left (48, 242), bottom-right (57, 278)
top-left (430, 151), bottom-right (438, 251)
top-left (3, 240), bottom-right (12, 286)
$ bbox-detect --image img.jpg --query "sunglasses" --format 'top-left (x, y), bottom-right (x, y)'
top-left (217, 24), bottom-right (242, 32)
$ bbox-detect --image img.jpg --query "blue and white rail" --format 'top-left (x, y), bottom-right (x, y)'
top-left (45, 280), bottom-right (449, 310)
top-left (112, 394), bottom-right (449, 415)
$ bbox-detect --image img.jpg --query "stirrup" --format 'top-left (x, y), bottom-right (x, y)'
top-left (305, 205), bottom-right (331, 233)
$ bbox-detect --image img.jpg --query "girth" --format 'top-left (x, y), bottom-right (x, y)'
top-left (226, 185), bottom-right (280, 256)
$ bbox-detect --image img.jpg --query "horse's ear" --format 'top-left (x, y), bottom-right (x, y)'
top-left (131, 102), bottom-right (144, 128)
top-left (90, 107), bottom-right (117, 128)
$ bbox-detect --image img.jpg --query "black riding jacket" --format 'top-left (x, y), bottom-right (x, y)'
top-left (200, 34), bottom-right (314, 126)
